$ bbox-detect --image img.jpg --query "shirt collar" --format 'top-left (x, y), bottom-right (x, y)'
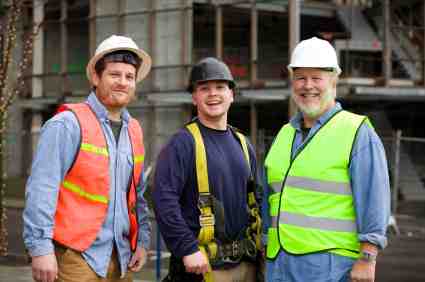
top-left (289, 102), bottom-right (342, 131)
top-left (86, 92), bottom-right (131, 123)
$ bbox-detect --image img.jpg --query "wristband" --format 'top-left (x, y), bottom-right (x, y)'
top-left (360, 250), bottom-right (377, 262)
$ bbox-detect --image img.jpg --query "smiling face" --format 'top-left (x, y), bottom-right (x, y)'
top-left (92, 62), bottom-right (137, 119)
top-left (291, 67), bottom-right (337, 126)
top-left (192, 80), bottom-right (234, 130)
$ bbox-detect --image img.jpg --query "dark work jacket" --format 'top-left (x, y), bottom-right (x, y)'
top-left (152, 120), bottom-right (260, 258)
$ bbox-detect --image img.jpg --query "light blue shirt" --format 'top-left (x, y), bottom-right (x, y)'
top-left (23, 93), bottom-right (151, 278)
top-left (263, 103), bottom-right (391, 281)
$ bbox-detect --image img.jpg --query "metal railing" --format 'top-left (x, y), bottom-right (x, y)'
top-left (390, 130), bottom-right (425, 214)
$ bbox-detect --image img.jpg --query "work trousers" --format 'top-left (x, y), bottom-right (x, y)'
top-left (163, 255), bottom-right (257, 282)
top-left (55, 245), bottom-right (133, 282)
top-left (211, 261), bottom-right (256, 282)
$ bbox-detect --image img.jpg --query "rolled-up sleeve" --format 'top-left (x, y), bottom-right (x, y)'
top-left (22, 112), bottom-right (79, 257)
top-left (350, 123), bottom-right (391, 249)
top-left (136, 170), bottom-right (152, 248)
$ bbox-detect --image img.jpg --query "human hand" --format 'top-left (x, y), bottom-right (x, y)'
top-left (350, 259), bottom-right (376, 282)
top-left (31, 253), bottom-right (58, 282)
top-left (182, 251), bottom-right (209, 275)
top-left (128, 246), bottom-right (148, 272)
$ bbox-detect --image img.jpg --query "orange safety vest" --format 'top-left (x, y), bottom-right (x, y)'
top-left (52, 103), bottom-right (144, 252)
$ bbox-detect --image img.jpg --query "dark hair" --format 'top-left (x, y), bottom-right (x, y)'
top-left (94, 50), bottom-right (141, 77)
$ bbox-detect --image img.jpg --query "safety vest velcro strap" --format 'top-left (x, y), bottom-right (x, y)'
top-left (270, 182), bottom-right (283, 193)
top-left (285, 176), bottom-right (352, 195)
top-left (276, 211), bottom-right (357, 233)
top-left (62, 180), bottom-right (108, 204)
top-left (80, 143), bottom-right (108, 156)
top-left (134, 154), bottom-right (144, 164)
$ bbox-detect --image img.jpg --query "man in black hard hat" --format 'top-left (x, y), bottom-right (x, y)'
top-left (153, 57), bottom-right (262, 282)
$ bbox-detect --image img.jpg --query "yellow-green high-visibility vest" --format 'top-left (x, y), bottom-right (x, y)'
top-left (265, 110), bottom-right (370, 259)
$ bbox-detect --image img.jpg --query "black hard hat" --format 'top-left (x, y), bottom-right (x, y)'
top-left (187, 57), bottom-right (235, 93)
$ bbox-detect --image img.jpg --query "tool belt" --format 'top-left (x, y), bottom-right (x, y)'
top-left (163, 238), bottom-right (257, 282)
top-left (202, 238), bottom-right (257, 266)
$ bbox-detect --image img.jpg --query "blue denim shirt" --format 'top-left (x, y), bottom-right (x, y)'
top-left (23, 93), bottom-right (151, 278)
top-left (262, 103), bottom-right (390, 249)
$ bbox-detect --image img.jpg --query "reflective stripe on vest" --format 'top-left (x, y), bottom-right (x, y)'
top-left (270, 211), bottom-right (357, 232)
top-left (134, 155), bottom-right (145, 164)
top-left (80, 143), bottom-right (109, 156)
top-left (53, 103), bottom-right (144, 252)
top-left (62, 180), bottom-right (108, 204)
top-left (265, 110), bottom-right (368, 259)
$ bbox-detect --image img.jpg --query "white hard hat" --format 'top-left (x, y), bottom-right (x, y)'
top-left (86, 35), bottom-right (152, 85)
top-left (287, 37), bottom-right (341, 75)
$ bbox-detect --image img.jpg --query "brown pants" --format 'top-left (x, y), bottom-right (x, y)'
top-left (55, 245), bottom-right (133, 282)
top-left (211, 261), bottom-right (256, 282)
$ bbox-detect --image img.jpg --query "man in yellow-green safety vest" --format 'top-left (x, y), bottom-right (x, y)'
top-left (263, 37), bottom-right (390, 282)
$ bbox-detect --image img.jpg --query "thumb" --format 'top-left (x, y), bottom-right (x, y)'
top-left (128, 254), bottom-right (138, 268)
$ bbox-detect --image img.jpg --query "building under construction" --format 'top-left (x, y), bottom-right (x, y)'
top-left (2, 0), bottom-right (425, 229)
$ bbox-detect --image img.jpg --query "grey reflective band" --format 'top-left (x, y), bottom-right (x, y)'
top-left (285, 176), bottom-right (352, 195)
top-left (271, 215), bottom-right (278, 228)
top-left (270, 182), bottom-right (283, 193)
top-left (278, 211), bottom-right (357, 233)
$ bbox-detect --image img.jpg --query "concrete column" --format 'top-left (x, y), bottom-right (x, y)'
top-left (32, 0), bottom-right (44, 99)
top-left (182, 0), bottom-right (192, 86)
top-left (289, 0), bottom-right (300, 58)
top-left (149, 0), bottom-right (156, 91)
top-left (383, 0), bottom-right (392, 85)
top-left (60, 0), bottom-right (69, 96)
top-left (118, 0), bottom-right (126, 34)
top-left (31, 0), bottom-right (44, 154)
top-left (30, 114), bottom-right (43, 155)
top-left (250, 102), bottom-right (258, 152)
top-left (423, 1), bottom-right (425, 85)
top-left (288, 0), bottom-right (300, 118)
top-left (183, 104), bottom-right (193, 124)
top-left (215, 5), bottom-right (223, 59)
top-left (89, 0), bottom-right (97, 56)
top-left (250, 1), bottom-right (258, 85)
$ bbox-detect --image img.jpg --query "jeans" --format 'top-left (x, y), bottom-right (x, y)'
top-left (266, 250), bottom-right (355, 282)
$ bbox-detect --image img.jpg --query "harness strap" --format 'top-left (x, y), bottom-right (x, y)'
top-left (186, 123), bottom-right (215, 245)
top-left (186, 122), bottom-right (261, 280)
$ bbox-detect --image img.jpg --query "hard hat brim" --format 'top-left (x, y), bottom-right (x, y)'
top-left (187, 78), bottom-right (236, 93)
top-left (287, 64), bottom-right (342, 75)
top-left (86, 46), bottom-right (152, 85)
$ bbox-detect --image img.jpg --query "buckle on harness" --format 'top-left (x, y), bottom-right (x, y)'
top-left (245, 238), bottom-right (257, 259)
top-left (232, 241), bottom-right (240, 257)
top-left (198, 193), bottom-right (212, 208)
top-left (199, 214), bottom-right (215, 227)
